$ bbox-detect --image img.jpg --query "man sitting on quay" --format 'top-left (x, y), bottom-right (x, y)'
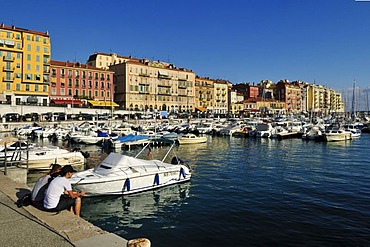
top-left (31, 163), bottom-right (62, 207)
top-left (43, 165), bottom-right (86, 217)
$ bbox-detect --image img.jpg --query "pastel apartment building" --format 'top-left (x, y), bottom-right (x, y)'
top-left (50, 60), bottom-right (116, 108)
top-left (0, 23), bottom-right (50, 105)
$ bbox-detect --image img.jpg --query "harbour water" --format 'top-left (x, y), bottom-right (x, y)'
top-left (17, 131), bottom-right (369, 246)
top-left (56, 134), bottom-right (370, 247)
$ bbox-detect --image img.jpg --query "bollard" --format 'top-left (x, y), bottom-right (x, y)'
top-left (127, 238), bottom-right (151, 247)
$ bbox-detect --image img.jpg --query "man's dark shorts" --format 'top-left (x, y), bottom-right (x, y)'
top-left (46, 195), bottom-right (75, 212)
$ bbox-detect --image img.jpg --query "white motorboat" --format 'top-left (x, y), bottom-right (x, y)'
top-left (70, 142), bottom-right (191, 196)
top-left (18, 146), bottom-right (87, 170)
top-left (323, 127), bottom-right (352, 142)
top-left (177, 133), bottom-right (207, 144)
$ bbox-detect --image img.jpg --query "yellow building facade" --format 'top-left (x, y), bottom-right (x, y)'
top-left (110, 58), bottom-right (195, 113)
top-left (195, 76), bottom-right (214, 112)
top-left (0, 24), bottom-right (50, 105)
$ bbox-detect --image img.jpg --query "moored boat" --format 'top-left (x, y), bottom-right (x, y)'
top-left (323, 127), bottom-right (352, 142)
top-left (177, 133), bottom-right (207, 144)
top-left (70, 142), bottom-right (191, 196)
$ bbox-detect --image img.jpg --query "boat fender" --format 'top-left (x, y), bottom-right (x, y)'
top-left (180, 168), bottom-right (186, 178)
top-left (124, 178), bottom-right (130, 191)
top-left (154, 174), bottom-right (160, 185)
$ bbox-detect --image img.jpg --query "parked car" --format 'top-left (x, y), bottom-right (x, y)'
top-left (78, 113), bottom-right (93, 120)
top-left (22, 113), bottom-right (39, 121)
top-left (5, 113), bottom-right (20, 122)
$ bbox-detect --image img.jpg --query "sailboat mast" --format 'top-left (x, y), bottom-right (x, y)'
top-left (351, 80), bottom-right (356, 120)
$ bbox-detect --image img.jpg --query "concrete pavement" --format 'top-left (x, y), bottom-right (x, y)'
top-left (0, 169), bottom-right (130, 247)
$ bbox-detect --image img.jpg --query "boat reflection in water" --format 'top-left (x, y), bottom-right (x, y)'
top-left (81, 182), bottom-right (190, 235)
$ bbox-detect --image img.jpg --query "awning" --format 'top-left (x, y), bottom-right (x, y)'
top-left (158, 70), bottom-right (169, 76)
top-left (51, 99), bottom-right (83, 106)
top-left (87, 100), bottom-right (119, 107)
top-left (195, 107), bottom-right (207, 112)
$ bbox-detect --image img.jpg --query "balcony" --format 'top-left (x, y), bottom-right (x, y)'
top-left (178, 82), bottom-right (187, 89)
top-left (178, 76), bottom-right (187, 81)
top-left (3, 76), bottom-right (14, 82)
top-left (158, 91), bottom-right (171, 95)
top-left (139, 80), bottom-right (149, 85)
top-left (3, 66), bottom-right (14, 72)
top-left (3, 56), bottom-right (14, 62)
top-left (158, 82), bottom-right (171, 87)
top-left (140, 72), bottom-right (150, 77)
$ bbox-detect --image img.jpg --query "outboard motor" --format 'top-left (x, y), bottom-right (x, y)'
top-left (171, 156), bottom-right (184, 165)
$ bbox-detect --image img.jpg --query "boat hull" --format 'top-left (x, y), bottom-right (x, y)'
top-left (71, 166), bottom-right (191, 196)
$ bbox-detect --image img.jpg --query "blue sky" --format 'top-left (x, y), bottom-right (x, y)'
top-left (2, 0), bottom-right (370, 93)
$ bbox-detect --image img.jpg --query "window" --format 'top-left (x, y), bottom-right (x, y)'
top-left (6, 83), bottom-right (10, 90)
top-left (36, 65), bottom-right (40, 71)
top-left (68, 89), bottom-right (72, 96)
top-left (35, 36), bottom-right (40, 42)
top-left (75, 79), bottom-right (79, 87)
top-left (27, 35), bottom-right (30, 41)
top-left (44, 47), bottom-right (48, 53)
top-left (61, 88), bottom-right (65, 95)
top-left (36, 46), bottom-right (40, 52)
top-left (101, 91), bottom-right (104, 97)
top-left (16, 73), bottom-right (21, 78)
top-left (26, 84), bottom-right (30, 91)
top-left (35, 85), bottom-right (39, 91)
top-left (16, 84), bottom-right (20, 91)
top-left (43, 38), bottom-right (47, 44)
top-left (35, 75), bottom-right (40, 81)
top-left (95, 81), bottom-right (98, 88)
top-left (16, 63), bottom-right (20, 68)
top-left (101, 82), bottom-right (104, 88)
top-left (6, 32), bottom-right (11, 38)
top-left (68, 70), bottom-right (72, 77)
top-left (27, 44), bottom-right (31, 51)
top-left (75, 89), bottom-right (79, 96)
top-left (16, 43), bottom-right (21, 49)
top-left (5, 72), bottom-right (12, 81)
top-left (17, 53), bottom-right (21, 59)
top-left (27, 64), bottom-right (31, 70)
top-left (61, 69), bottom-right (65, 76)
top-left (68, 79), bottom-right (72, 87)
top-left (26, 74), bottom-right (32, 80)
top-left (16, 34), bottom-right (20, 39)
top-left (27, 54), bottom-right (31, 61)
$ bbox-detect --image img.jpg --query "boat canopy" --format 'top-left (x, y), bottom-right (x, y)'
top-left (93, 152), bottom-right (172, 175)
